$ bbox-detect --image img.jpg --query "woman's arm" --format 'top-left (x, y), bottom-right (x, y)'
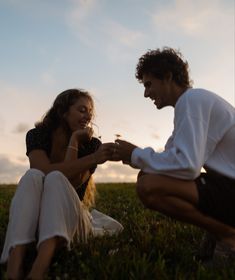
top-left (64, 127), bottom-right (93, 162)
top-left (28, 142), bottom-right (115, 180)
top-left (64, 128), bottom-right (93, 185)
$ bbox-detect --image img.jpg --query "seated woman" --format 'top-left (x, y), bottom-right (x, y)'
top-left (0, 88), bottom-right (123, 279)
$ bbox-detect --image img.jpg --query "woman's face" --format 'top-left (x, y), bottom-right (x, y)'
top-left (64, 97), bottom-right (93, 131)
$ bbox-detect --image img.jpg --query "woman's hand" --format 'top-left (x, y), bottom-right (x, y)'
top-left (112, 139), bottom-right (137, 165)
top-left (70, 127), bottom-right (93, 147)
top-left (92, 140), bottom-right (137, 165)
top-left (93, 143), bottom-right (117, 164)
top-left (65, 127), bottom-right (93, 162)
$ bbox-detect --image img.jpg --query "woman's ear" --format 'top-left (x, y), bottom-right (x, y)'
top-left (63, 112), bottom-right (68, 121)
top-left (58, 107), bottom-right (67, 123)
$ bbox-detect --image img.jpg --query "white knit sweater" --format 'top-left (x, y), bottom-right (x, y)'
top-left (131, 88), bottom-right (235, 180)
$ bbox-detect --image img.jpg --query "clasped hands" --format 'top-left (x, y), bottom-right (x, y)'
top-left (70, 128), bottom-right (137, 165)
top-left (95, 139), bottom-right (137, 165)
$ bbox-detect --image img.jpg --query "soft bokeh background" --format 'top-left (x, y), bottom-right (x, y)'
top-left (0, 0), bottom-right (234, 183)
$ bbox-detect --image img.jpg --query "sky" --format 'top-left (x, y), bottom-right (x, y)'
top-left (0, 0), bottom-right (234, 184)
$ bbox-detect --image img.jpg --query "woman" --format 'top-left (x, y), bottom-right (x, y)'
top-left (1, 88), bottom-right (123, 279)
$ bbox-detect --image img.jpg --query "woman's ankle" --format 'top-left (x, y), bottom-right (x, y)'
top-left (7, 266), bottom-right (24, 280)
top-left (7, 246), bottom-right (26, 280)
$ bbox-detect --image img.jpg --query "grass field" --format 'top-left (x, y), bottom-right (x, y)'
top-left (1, 183), bottom-right (235, 279)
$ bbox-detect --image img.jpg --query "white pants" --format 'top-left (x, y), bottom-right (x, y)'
top-left (0, 169), bottom-right (123, 263)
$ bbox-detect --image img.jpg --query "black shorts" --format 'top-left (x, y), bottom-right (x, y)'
top-left (195, 172), bottom-right (235, 227)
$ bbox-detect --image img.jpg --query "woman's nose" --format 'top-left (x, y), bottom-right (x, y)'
top-left (85, 111), bottom-right (92, 120)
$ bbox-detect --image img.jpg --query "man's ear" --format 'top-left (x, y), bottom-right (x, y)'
top-left (164, 72), bottom-right (173, 82)
top-left (63, 111), bottom-right (68, 119)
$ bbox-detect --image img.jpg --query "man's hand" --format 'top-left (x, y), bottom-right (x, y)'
top-left (93, 143), bottom-right (116, 165)
top-left (112, 139), bottom-right (137, 165)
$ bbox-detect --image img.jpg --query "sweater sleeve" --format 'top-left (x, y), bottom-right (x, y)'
top-left (131, 94), bottom-right (211, 180)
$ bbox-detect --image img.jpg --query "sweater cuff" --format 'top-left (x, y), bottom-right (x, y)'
top-left (131, 147), bottom-right (143, 169)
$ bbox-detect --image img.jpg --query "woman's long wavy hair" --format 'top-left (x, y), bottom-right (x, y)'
top-left (36, 88), bottom-right (97, 208)
top-left (82, 176), bottom-right (97, 209)
top-left (36, 88), bottom-right (95, 133)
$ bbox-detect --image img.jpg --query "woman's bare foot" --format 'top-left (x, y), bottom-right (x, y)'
top-left (27, 237), bottom-right (63, 280)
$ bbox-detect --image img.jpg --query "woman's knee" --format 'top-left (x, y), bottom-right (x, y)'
top-left (44, 171), bottom-right (68, 191)
top-left (18, 169), bottom-right (45, 190)
top-left (24, 168), bottom-right (45, 178)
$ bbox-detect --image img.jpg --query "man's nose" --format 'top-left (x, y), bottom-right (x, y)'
top-left (144, 89), bottom-right (150, 98)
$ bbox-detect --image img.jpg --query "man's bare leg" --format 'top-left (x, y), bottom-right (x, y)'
top-left (136, 174), bottom-right (235, 249)
top-left (7, 244), bottom-right (27, 280)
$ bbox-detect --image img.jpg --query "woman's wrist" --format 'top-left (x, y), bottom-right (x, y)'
top-left (68, 136), bottom-right (79, 150)
top-left (67, 145), bottom-right (78, 152)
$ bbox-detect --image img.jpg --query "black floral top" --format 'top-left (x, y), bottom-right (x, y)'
top-left (26, 127), bottom-right (101, 200)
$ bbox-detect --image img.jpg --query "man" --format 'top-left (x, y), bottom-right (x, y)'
top-left (113, 47), bottom-right (235, 254)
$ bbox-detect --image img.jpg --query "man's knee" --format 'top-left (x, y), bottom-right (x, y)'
top-left (136, 174), bottom-right (162, 208)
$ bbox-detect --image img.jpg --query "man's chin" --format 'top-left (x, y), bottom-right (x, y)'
top-left (154, 103), bottom-right (162, 109)
top-left (154, 100), bottom-right (161, 109)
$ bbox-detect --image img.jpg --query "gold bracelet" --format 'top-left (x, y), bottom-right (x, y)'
top-left (68, 145), bottom-right (78, 151)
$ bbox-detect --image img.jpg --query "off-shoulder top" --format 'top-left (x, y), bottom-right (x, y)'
top-left (26, 126), bottom-right (101, 200)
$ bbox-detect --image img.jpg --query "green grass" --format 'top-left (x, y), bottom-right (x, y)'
top-left (1, 183), bottom-right (235, 279)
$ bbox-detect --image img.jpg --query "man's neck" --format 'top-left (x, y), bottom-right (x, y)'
top-left (172, 86), bottom-right (189, 107)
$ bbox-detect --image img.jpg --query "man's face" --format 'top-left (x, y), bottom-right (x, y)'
top-left (142, 73), bottom-right (172, 109)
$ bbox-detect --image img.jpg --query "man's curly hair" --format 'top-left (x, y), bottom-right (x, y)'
top-left (135, 47), bottom-right (193, 88)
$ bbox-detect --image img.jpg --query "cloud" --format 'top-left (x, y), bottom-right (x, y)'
top-left (69, 0), bottom-right (98, 23)
top-left (66, 0), bottom-right (100, 47)
top-left (0, 114), bottom-right (5, 133)
top-left (103, 21), bottom-right (144, 63)
top-left (2, 0), bottom-right (65, 17)
top-left (66, 1), bottom-right (144, 61)
top-left (105, 21), bottom-right (143, 48)
top-left (16, 156), bottom-right (28, 163)
top-left (0, 156), bottom-right (138, 184)
top-left (151, 0), bottom-right (233, 38)
top-left (41, 71), bottom-right (56, 86)
top-left (13, 123), bottom-right (30, 134)
top-left (0, 154), bottom-right (27, 184)
top-left (148, 0), bottom-right (234, 105)
top-left (0, 81), bottom-right (53, 127)
top-left (0, 81), bottom-right (53, 165)
top-left (94, 162), bottom-right (138, 182)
